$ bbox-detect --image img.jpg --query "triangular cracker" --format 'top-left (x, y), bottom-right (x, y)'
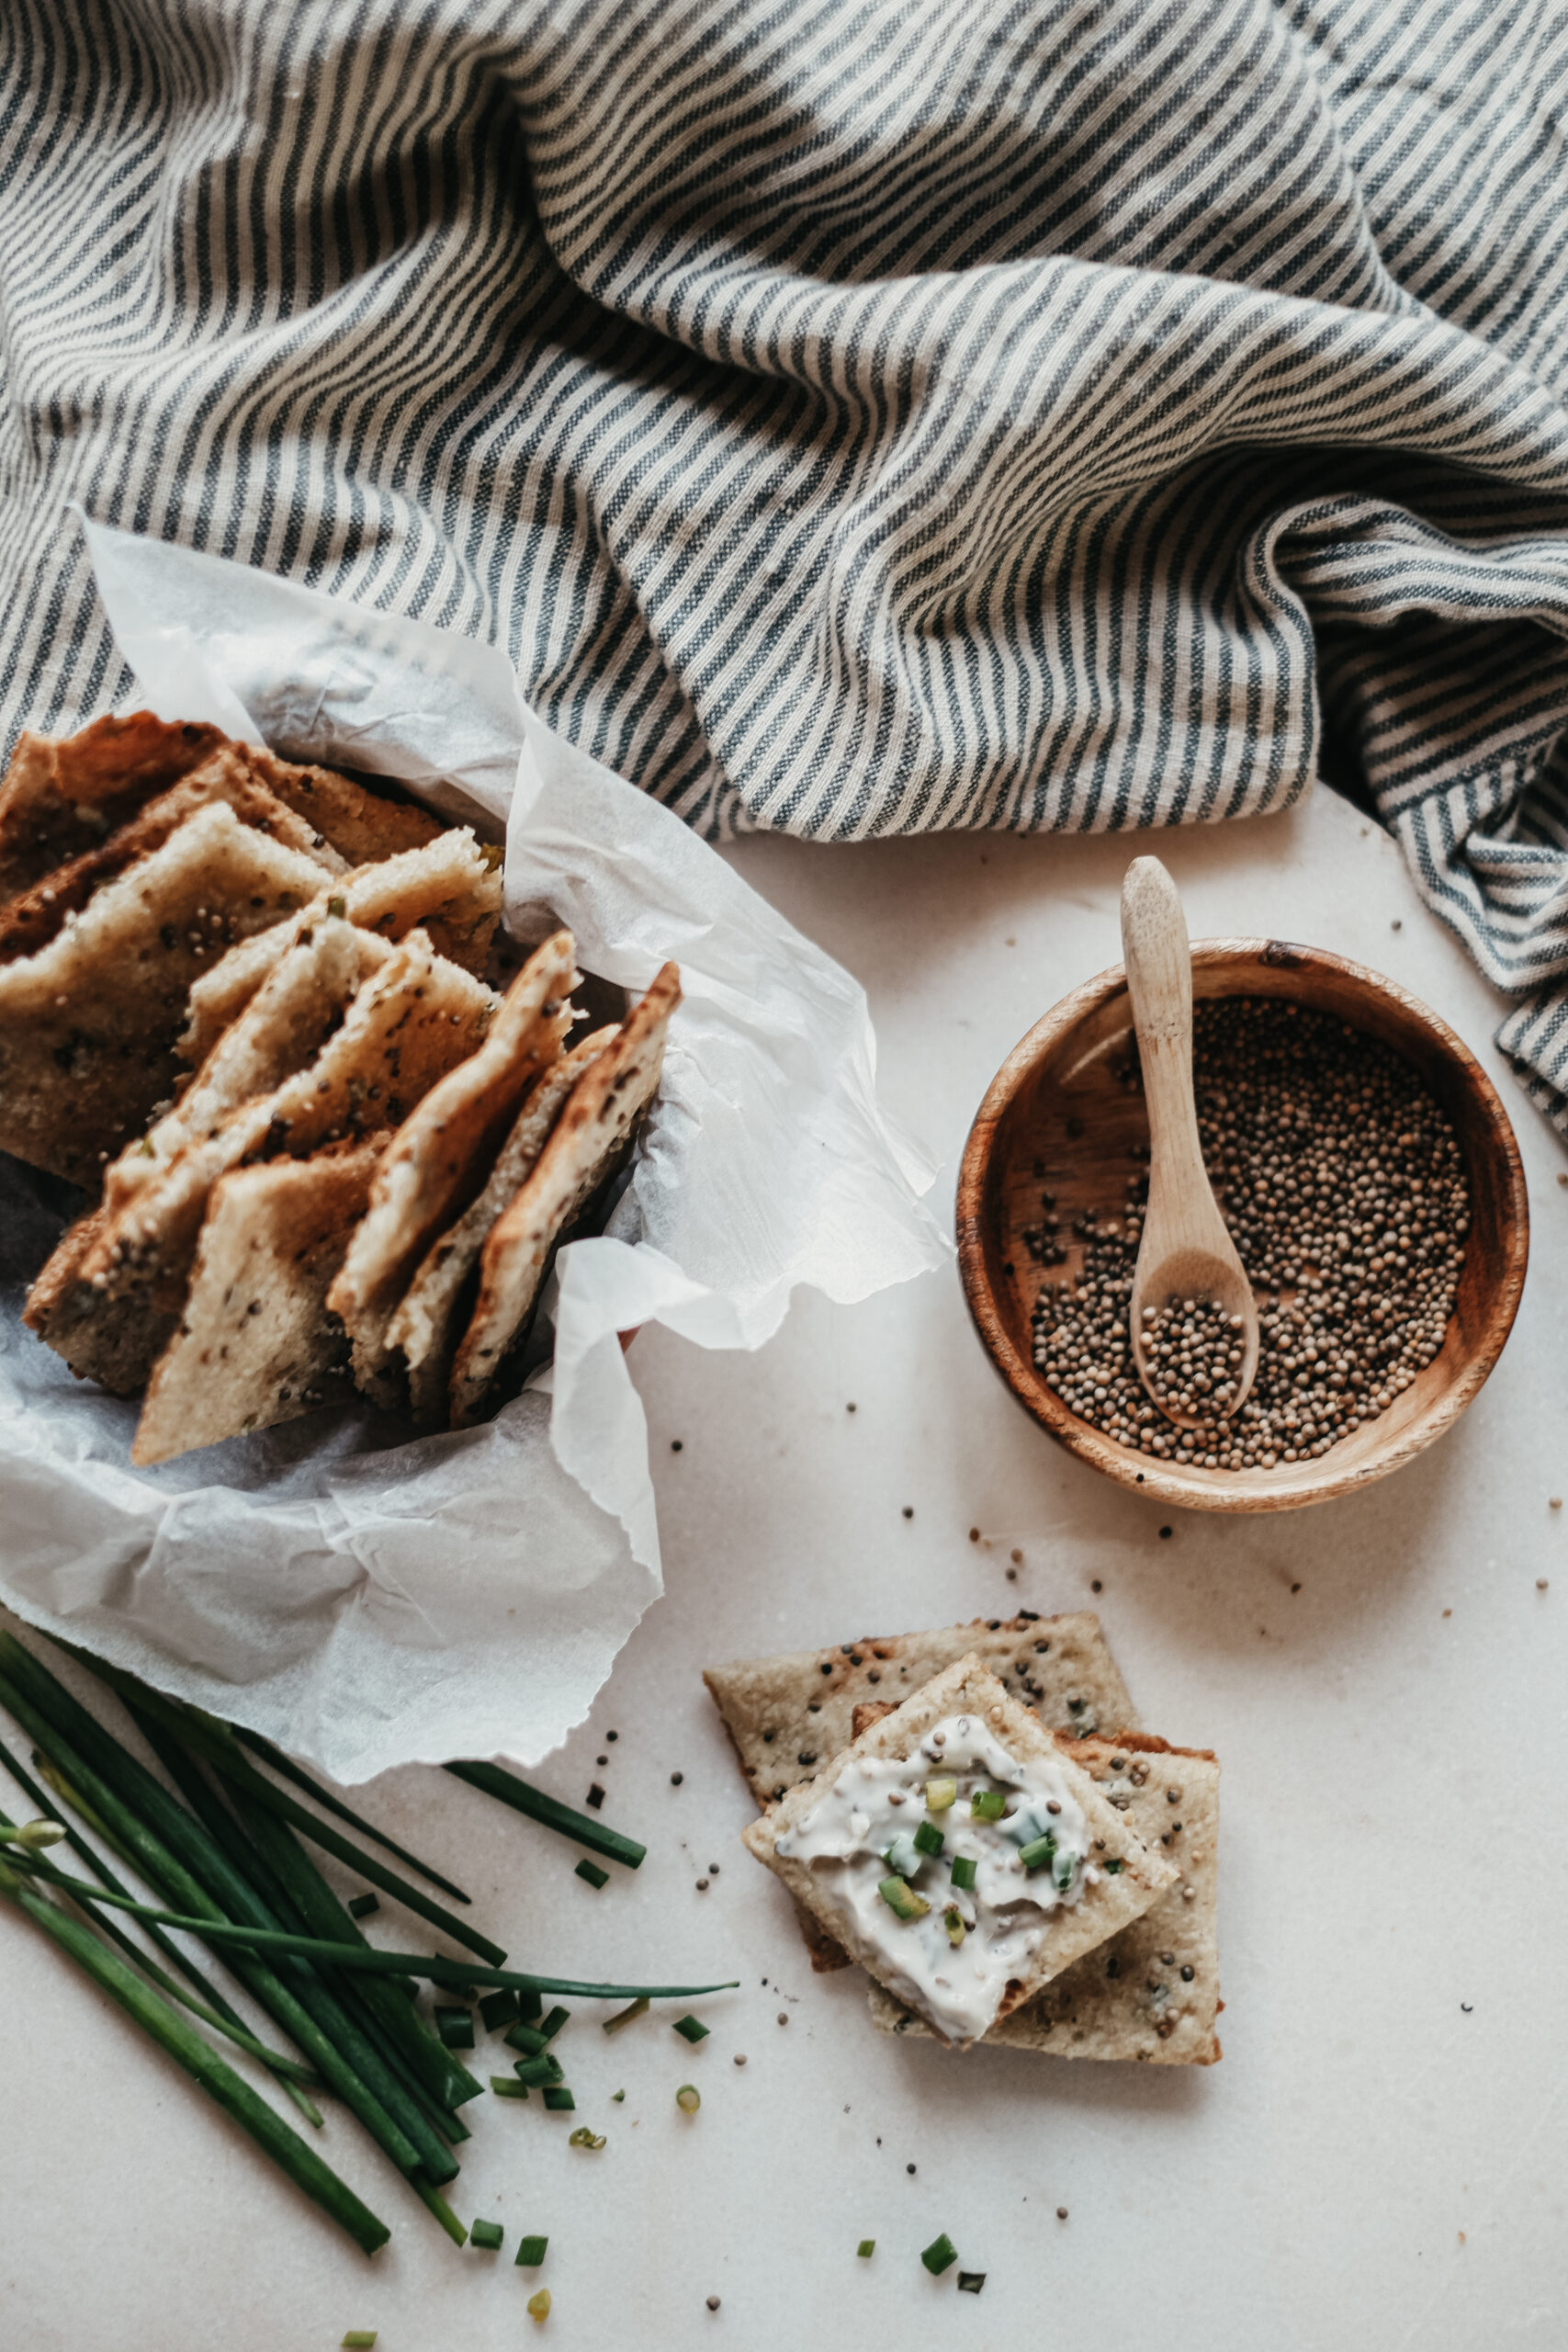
top-left (389, 1024), bottom-right (616, 1427)
top-left (230, 745), bottom-right (444, 866)
top-left (448, 962), bottom-right (680, 1427)
top-left (179, 828), bottom-right (502, 1066)
top-left (740, 1655), bottom-right (1176, 2047)
top-left (870, 1733), bottom-right (1222, 2065)
top-left (132, 1135), bottom-right (388, 1465)
top-left (326, 931), bottom-right (577, 1408)
top-left (21, 1204), bottom-right (178, 1398)
top-left (0, 800), bottom-right (331, 1186)
top-left (0, 715), bottom-right (225, 905)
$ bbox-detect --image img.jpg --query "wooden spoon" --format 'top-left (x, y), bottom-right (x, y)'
top-left (1120, 856), bottom-right (1259, 1427)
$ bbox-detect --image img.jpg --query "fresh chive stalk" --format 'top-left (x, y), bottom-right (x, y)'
top-left (0, 1856), bottom-right (389, 2256)
top-left (444, 1758), bottom-right (646, 1871)
top-left (0, 1817), bottom-right (63, 1848)
top-left (225, 1720), bottom-right (471, 1903)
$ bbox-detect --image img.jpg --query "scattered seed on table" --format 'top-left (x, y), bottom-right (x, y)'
top-left (706, 2297), bottom-right (721, 2311)
top-left (733, 2053), bottom-right (747, 2065)
top-left (777, 2012), bottom-right (788, 2026)
top-left (694, 1878), bottom-right (708, 1892)
top-left (671, 1771), bottom-right (683, 1786)
top-left (902, 1506), bottom-right (914, 1519)
top-left (1538, 1578), bottom-right (1550, 1590)
top-left (907, 2163), bottom-right (917, 2175)
top-left (1057, 2208), bottom-right (1068, 2220)
top-left (671, 1440), bottom-right (683, 1452)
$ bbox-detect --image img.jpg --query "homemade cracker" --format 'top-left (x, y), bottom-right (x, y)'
top-left (389, 1025), bottom-right (615, 1426)
top-left (448, 963), bottom-right (680, 1427)
top-left (327, 932), bottom-right (576, 1406)
top-left (740, 1654), bottom-right (1176, 2046)
top-left (0, 714), bottom-right (225, 905)
top-left (233, 745), bottom-right (444, 866)
top-left (132, 1135), bottom-right (387, 1465)
top-left (0, 800), bottom-right (331, 1186)
top-left (869, 1733), bottom-right (1222, 2064)
top-left (21, 1204), bottom-right (178, 1397)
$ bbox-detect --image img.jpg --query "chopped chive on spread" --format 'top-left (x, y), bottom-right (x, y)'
top-left (575, 1859), bottom-right (609, 1889)
top-left (1104, 1858), bottom-right (1124, 1873)
top-left (857, 2239), bottom-right (875, 2259)
top-left (515, 2233), bottom-right (549, 2268)
top-left (970, 1789), bottom-right (1007, 1822)
top-left (542, 2085), bottom-right (576, 2111)
top-left (470, 2219), bottom-right (504, 2252)
top-left (912, 1819), bottom-right (945, 1859)
top-left (956, 2271), bottom-right (987, 2295)
top-left (345, 1893), bottom-right (379, 1920)
top-left (879, 1875), bottom-right (931, 1922)
top-left (925, 1778), bottom-right (956, 1812)
top-left (526, 2289), bottom-right (551, 2322)
top-left (949, 1854), bottom-right (977, 1891)
top-left (480, 1988), bottom-right (519, 2031)
top-left (675, 2083), bottom-right (701, 2113)
top-left (942, 1905), bottom-right (966, 1948)
top-left (1054, 1849), bottom-right (1077, 1894)
top-left (491, 2075), bottom-right (529, 2100)
top-left (603, 1996), bottom-right (649, 2034)
top-left (568, 2126), bottom-right (606, 2150)
top-left (672, 2014), bottom-right (709, 2044)
top-left (434, 2006), bottom-right (475, 2049)
top-left (881, 1829), bottom-right (921, 1878)
top-left (1018, 1833), bottom-right (1057, 1872)
top-left (920, 2233), bottom-right (959, 2277)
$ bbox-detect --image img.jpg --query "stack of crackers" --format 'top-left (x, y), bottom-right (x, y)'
top-left (0, 715), bottom-right (679, 1462)
top-left (706, 1611), bottom-right (1221, 2064)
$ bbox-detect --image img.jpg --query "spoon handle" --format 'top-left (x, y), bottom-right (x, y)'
top-left (1120, 856), bottom-right (1207, 1216)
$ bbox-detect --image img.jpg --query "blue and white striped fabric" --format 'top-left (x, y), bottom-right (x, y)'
top-left (5, 0), bottom-right (1568, 1130)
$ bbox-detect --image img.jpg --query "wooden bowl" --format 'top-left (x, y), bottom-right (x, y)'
top-left (957, 939), bottom-right (1529, 1513)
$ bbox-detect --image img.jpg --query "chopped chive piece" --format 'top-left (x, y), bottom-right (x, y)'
top-left (480, 1989), bottom-right (519, 2032)
top-left (925, 1778), bottom-right (956, 1813)
top-left (507, 2022), bottom-right (550, 2057)
top-left (471, 2218), bottom-right (504, 2252)
top-left (491, 2075), bottom-right (529, 2100)
top-left (444, 1758), bottom-right (646, 1871)
top-left (675, 2083), bottom-right (701, 2113)
top-left (1054, 1849), bottom-right (1077, 1894)
top-left (920, 2233), bottom-right (958, 2277)
top-left (541, 2085), bottom-right (576, 2111)
top-left (912, 1819), bottom-right (945, 1859)
top-left (434, 2006), bottom-right (475, 2049)
top-left (672, 2014), bottom-right (709, 2043)
top-left (516, 2233), bottom-right (549, 2267)
top-left (612, 2088), bottom-right (626, 2102)
top-left (1104, 1858), bottom-right (1123, 1873)
top-left (568, 2125), bottom-right (606, 2150)
top-left (603, 1996), bottom-right (649, 2035)
top-left (526, 2289), bottom-right (550, 2322)
top-left (857, 2239), bottom-right (875, 2258)
top-left (517, 1984), bottom-right (544, 2021)
top-left (342, 2335), bottom-right (378, 2348)
top-left (881, 1829), bottom-right (920, 1878)
top-left (346, 1893), bottom-right (379, 1920)
top-left (1018, 1833), bottom-right (1056, 1872)
top-left (970, 1789), bottom-right (1007, 1822)
top-left (575, 1859), bottom-right (609, 1890)
top-left (942, 1904), bottom-right (966, 1948)
top-left (956, 2271), bottom-right (986, 2294)
top-left (949, 1855), bottom-right (977, 1891)
top-left (539, 2005), bottom-right (570, 2041)
top-left (326, 895), bottom-right (348, 919)
top-left (513, 2053), bottom-right (563, 2088)
top-left (878, 1874), bottom-right (931, 1922)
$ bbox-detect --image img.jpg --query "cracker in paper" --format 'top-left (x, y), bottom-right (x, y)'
top-left (705, 1610), bottom-right (1139, 1973)
top-left (233, 744), bottom-right (443, 866)
top-left (22, 1204), bottom-right (178, 1398)
top-left (870, 1733), bottom-right (1222, 2065)
top-left (179, 828), bottom-right (502, 1065)
top-left (0, 752), bottom-right (344, 963)
top-left (0, 714), bottom-right (225, 905)
top-left (389, 1025), bottom-right (616, 1427)
top-left (132, 1135), bottom-right (387, 1465)
top-left (0, 800), bottom-right (330, 1186)
top-left (740, 1654), bottom-right (1176, 2047)
top-left (448, 962), bottom-right (680, 1428)
top-left (327, 931), bottom-right (576, 1408)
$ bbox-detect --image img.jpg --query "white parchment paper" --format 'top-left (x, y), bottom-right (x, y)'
top-left (0, 522), bottom-right (945, 1781)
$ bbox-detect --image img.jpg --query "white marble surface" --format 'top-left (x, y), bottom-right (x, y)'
top-left (5, 786), bottom-right (1565, 2352)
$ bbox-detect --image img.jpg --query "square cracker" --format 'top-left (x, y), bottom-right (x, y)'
top-left (326, 930), bottom-right (577, 1405)
top-left (132, 1135), bottom-right (387, 1465)
top-left (0, 800), bottom-right (331, 1186)
top-left (178, 827), bottom-right (502, 1066)
top-left (869, 1732), bottom-right (1221, 2064)
top-left (705, 1611), bottom-right (1140, 1973)
top-left (0, 714), bottom-right (225, 905)
top-left (740, 1654), bottom-right (1176, 2047)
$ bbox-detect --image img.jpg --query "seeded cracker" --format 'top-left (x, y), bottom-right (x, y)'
top-left (0, 800), bottom-right (330, 1186)
top-left (22, 1204), bottom-right (178, 1398)
top-left (705, 1613), bottom-right (1139, 1972)
top-left (230, 744), bottom-right (444, 866)
top-left (740, 1655), bottom-right (1175, 2047)
top-left (179, 828), bottom-right (502, 1066)
top-left (327, 932), bottom-right (577, 1408)
top-left (0, 714), bottom-right (225, 906)
top-left (868, 1733), bottom-right (1222, 2064)
top-left (447, 963), bottom-right (680, 1428)
top-left (132, 1136), bottom-right (388, 1465)
top-left (391, 1032), bottom-right (619, 1433)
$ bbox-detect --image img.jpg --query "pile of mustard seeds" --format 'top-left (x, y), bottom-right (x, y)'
top-left (1030, 998), bottom-right (1470, 1471)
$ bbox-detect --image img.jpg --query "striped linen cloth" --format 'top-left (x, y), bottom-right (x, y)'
top-left (4, 1), bottom-right (1568, 1131)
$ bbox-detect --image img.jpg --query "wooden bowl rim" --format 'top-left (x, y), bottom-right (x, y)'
top-left (956, 936), bottom-right (1530, 1515)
